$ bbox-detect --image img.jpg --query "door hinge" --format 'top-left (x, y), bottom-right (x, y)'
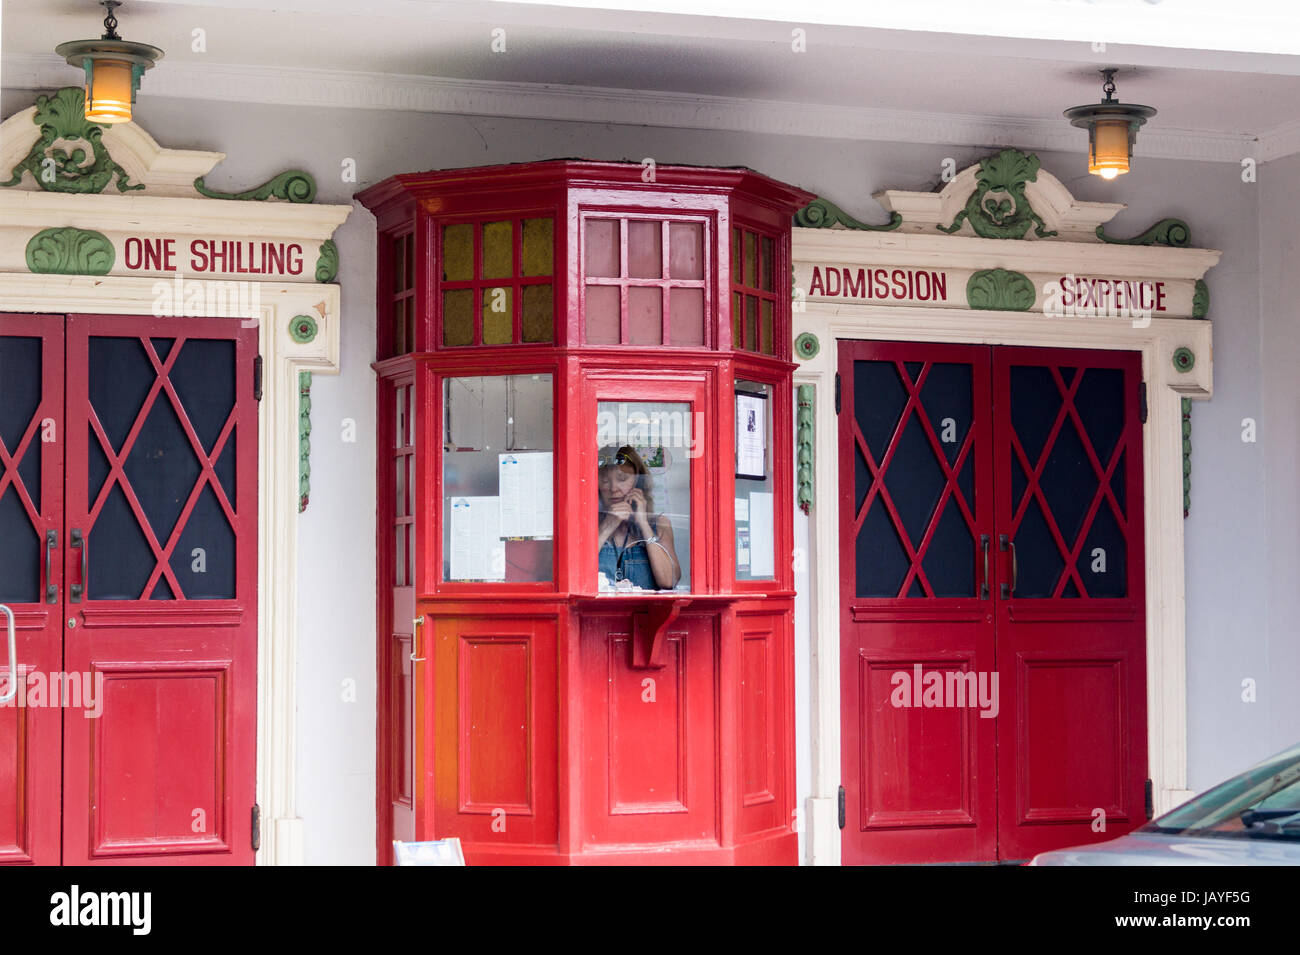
top-left (251, 803), bottom-right (261, 851)
top-left (1138, 380), bottom-right (1148, 424)
top-left (253, 354), bottom-right (263, 402)
top-left (1144, 779), bottom-right (1154, 821)
top-left (837, 785), bottom-right (846, 829)
top-left (834, 373), bottom-right (841, 414)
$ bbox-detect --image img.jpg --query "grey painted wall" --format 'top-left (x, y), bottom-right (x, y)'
top-left (4, 86), bottom-right (1292, 864)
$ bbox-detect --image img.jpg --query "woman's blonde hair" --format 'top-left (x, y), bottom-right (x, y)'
top-left (597, 444), bottom-right (656, 517)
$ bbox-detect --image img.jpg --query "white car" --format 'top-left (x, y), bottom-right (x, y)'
top-left (1029, 742), bottom-right (1300, 865)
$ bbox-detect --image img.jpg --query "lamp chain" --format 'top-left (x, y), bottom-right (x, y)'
top-left (1101, 69), bottom-right (1118, 102)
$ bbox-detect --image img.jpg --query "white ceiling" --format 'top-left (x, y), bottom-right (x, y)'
top-left (6, 0), bottom-right (1300, 161)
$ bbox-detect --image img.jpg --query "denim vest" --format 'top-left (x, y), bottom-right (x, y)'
top-left (598, 534), bottom-right (659, 590)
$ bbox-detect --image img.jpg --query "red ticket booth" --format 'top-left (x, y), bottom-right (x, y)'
top-left (359, 160), bottom-right (813, 864)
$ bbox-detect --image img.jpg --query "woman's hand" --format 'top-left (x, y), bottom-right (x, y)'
top-left (601, 501), bottom-right (632, 533)
top-left (627, 489), bottom-right (653, 535)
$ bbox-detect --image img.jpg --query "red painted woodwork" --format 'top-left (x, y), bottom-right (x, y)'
top-left (0, 312), bottom-right (258, 866)
top-left (839, 340), bottom-right (1146, 864)
top-left (360, 161), bottom-right (813, 865)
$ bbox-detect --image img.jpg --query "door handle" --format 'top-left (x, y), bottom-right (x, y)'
top-left (410, 614), bottom-right (426, 662)
top-left (70, 528), bottom-right (86, 603)
top-left (0, 605), bottom-right (16, 705)
top-left (999, 534), bottom-right (1017, 598)
top-left (45, 530), bottom-right (57, 604)
top-left (979, 534), bottom-right (989, 600)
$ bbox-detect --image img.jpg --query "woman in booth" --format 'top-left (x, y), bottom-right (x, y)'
top-left (597, 446), bottom-right (681, 590)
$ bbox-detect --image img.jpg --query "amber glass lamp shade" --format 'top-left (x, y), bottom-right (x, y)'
top-left (85, 58), bottom-right (135, 124)
top-left (1089, 118), bottom-right (1132, 180)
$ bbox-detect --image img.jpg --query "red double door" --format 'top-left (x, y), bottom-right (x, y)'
top-left (839, 340), bottom-right (1147, 863)
top-left (0, 313), bottom-right (258, 865)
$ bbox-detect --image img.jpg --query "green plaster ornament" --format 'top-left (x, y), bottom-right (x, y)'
top-left (289, 314), bottom-right (318, 344)
top-left (966, 268), bottom-right (1036, 311)
top-left (25, 227), bottom-right (115, 275)
top-left (1095, 218), bottom-right (1191, 247)
top-left (1192, 279), bottom-right (1209, 319)
top-left (793, 198), bottom-right (902, 231)
top-left (1, 88), bottom-right (142, 194)
top-left (194, 169), bottom-right (317, 203)
top-left (794, 332), bottom-right (820, 360)
top-left (797, 384), bottom-right (815, 515)
top-left (299, 371), bottom-right (312, 512)
top-left (315, 240), bottom-right (339, 283)
top-left (937, 149), bottom-right (1056, 239)
top-left (1172, 347), bottom-right (1195, 373)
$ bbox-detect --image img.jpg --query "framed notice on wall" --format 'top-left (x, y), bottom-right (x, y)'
top-left (735, 389), bottom-right (767, 480)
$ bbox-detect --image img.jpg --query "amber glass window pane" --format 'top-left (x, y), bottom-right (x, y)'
top-left (744, 231), bottom-right (757, 287)
top-left (628, 220), bottom-right (663, 279)
top-left (522, 218), bottom-right (554, 276)
top-left (585, 219), bottom-right (620, 277)
top-left (482, 287), bottom-right (513, 344)
top-left (585, 285), bottom-right (621, 343)
top-left (481, 220), bottom-right (513, 279)
top-left (628, 287), bottom-right (663, 345)
top-left (442, 224), bottom-right (473, 282)
top-left (522, 284), bottom-right (554, 343)
top-left (669, 222), bottom-right (704, 280)
top-left (669, 288), bottom-right (704, 346)
top-left (443, 289), bottom-right (474, 346)
top-left (744, 296), bottom-right (758, 352)
top-left (731, 227), bottom-right (741, 279)
top-left (760, 299), bottom-right (774, 355)
top-left (732, 291), bottom-right (743, 349)
top-left (761, 236), bottom-right (774, 291)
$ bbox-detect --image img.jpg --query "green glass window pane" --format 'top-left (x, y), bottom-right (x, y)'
top-left (744, 231), bottom-right (757, 288)
top-left (761, 236), bottom-right (774, 291)
top-left (760, 299), bottom-right (774, 354)
top-left (745, 295), bottom-right (758, 352)
top-left (482, 220), bottom-right (514, 279)
top-left (443, 289), bottom-right (474, 346)
top-left (482, 286), bottom-right (513, 344)
top-left (522, 218), bottom-right (554, 276)
top-left (732, 291), bottom-right (743, 349)
top-left (522, 284), bottom-right (554, 343)
top-left (442, 224), bottom-right (473, 282)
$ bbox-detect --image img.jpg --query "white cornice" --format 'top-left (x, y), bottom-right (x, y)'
top-left (1, 53), bottom-right (1273, 164)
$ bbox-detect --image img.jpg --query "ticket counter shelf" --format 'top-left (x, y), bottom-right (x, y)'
top-left (574, 592), bottom-right (765, 668)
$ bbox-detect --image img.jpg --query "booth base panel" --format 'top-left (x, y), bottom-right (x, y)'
top-left (460, 831), bottom-right (798, 866)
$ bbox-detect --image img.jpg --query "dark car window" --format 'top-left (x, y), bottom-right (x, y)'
top-left (1145, 744), bottom-right (1300, 842)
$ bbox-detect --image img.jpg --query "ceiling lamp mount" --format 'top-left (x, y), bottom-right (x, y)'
top-left (55, 1), bottom-right (164, 125)
top-left (1064, 68), bottom-right (1156, 180)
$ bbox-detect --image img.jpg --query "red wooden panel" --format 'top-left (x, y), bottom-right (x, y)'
top-left (1019, 656), bottom-right (1126, 822)
top-left (580, 613), bottom-right (716, 848)
top-left (0, 667), bottom-right (34, 862)
top-left (432, 615), bottom-right (557, 853)
top-left (740, 631), bottom-right (773, 807)
top-left (459, 637), bottom-right (532, 812)
top-left (92, 666), bottom-right (227, 856)
top-left (608, 631), bottom-right (687, 813)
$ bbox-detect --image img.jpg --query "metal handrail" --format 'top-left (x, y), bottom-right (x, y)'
top-left (0, 605), bottom-right (15, 705)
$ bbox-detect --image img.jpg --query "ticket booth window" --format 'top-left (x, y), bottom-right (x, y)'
top-left (731, 226), bottom-right (777, 354)
top-left (442, 373), bottom-right (554, 582)
top-left (735, 380), bottom-right (775, 580)
top-left (595, 399), bottom-right (692, 592)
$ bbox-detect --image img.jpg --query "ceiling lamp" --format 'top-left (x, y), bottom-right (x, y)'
top-left (56, 1), bottom-right (164, 125)
top-left (1064, 69), bottom-right (1156, 180)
